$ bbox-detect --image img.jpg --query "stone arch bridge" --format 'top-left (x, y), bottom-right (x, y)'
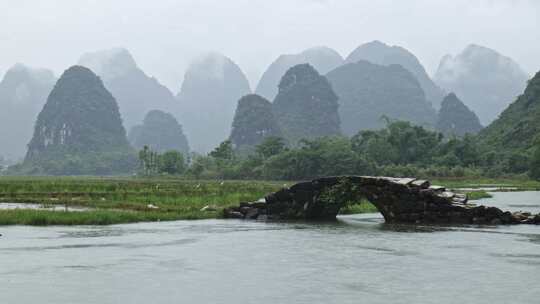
top-left (225, 176), bottom-right (540, 225)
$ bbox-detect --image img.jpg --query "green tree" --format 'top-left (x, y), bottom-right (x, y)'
top-left (208, 140), bottom-right (235, 178)
top-left (210, 140), bottom-right (234, 161)
top-left (352, 121), bottom-right (442, 165)
top-left (138, 146), bottom-right (163, 176)
top-left (530, 145), bottom-right (540, 180)
top-left (158, 150), bottom-right (186, 175)
top-left (262, 136), bottom-right (374, 180)
top-left (255, 136), bottom-right (287, 159)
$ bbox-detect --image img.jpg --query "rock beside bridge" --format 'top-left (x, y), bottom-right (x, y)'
top-left (224, 176), bottom-right (540, 225)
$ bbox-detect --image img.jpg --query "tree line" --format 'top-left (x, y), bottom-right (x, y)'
top-left (138, 120), bottom-right (540, 180)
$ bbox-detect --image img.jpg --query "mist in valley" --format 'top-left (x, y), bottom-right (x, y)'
top-left (0, 0), bottom-right (539, 178)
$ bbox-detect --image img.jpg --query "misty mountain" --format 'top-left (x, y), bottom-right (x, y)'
top-left (78, 48), bottom-right (177, 129)
top-left (479, 70), bottom-right (540, 153)
top-left (326, 61), bottom-right (436, 136)
top-left (0, 64), bottom-right (56, 161)
top-left (345, 40), bottom-right (445, 108)
top-left (273, 64), bottom-right (341, 143)
top-left (436, 93), bottom-right (483, 137)
top-left (22, 66), bottom-right (135, 175)
top-left (230, 94), bottom-right (282, 153)
top-left (434, 44), bottom-right (530, 125)
top-left (255, 46), bottom-right (344, 101)
top-left (176, 52), bottom-right (251, 153)
top-left (128, 110), bottom-right (190, 156)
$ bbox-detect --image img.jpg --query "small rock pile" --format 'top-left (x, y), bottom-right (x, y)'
top-left (224, 176), bottom-right (540, 225)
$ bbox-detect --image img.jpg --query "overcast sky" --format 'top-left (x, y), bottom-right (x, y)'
top-left (1, 0), bottom-right (539, 91)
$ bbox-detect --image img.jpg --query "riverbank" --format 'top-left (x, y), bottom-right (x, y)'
top-left (0, 176), bottom-right (537, 226)
top-left (431, 177), bottom-right (540, 191)
top-left (0, 177), bottom-right (286, 225)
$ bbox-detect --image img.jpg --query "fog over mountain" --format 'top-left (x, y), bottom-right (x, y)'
top-left (3, 1), bottom-right (539, 91)
top-left (78, 48), bottom-right (177, 129)
top-left (345, 41), bottom-right (446, 108)
top-left (255, 46), bottom-right (344, 101)
top-left (23, 66), bottom-right (134, 175)
top-left (480, 70), bottom-right (540, 153)
top-left (129, 110), bottom-right (190, 156)
top-left (230, 94), bottom-right (282, 153)
top-left (436, 93), bottom-right (483, 137)
top-left (273, 64), bottom-right (341, 144)
top-left (434, 44), bottom-right (530, 125)
top-left (1, 0), bottom-right (540, 179)
top-left (177, 52), bottom-right (251, 153)
top-left (0, 64), bottom-right (56, 160)
top-left (326, 61), bottom-right (436, 135)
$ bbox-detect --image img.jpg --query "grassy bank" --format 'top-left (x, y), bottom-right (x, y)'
top-left (464, 190), bottom-right (493, 200)
top-left (0, 176), bottom-right (534, 226)
top-left (339, 200), bottom-right (379, 214)
top-left (0, 177), bottom-right (287, 225)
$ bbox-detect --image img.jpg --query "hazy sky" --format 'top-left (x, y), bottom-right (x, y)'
top-left (1, 0), bottom-right (539, 91)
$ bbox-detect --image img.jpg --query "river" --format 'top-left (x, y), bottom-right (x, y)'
top-left (1, 191), bottom-right (539, 303)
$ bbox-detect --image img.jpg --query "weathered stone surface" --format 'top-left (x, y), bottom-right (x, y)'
top-left (225, 211), bottom-right (244, 219)
top-left (411, 180), bottom-right (430, 188)
top-left (224, 176), bottom-right (540, 225)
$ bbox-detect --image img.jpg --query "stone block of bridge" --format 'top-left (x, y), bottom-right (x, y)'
top-left (224, 176), bottom-right (540, 225)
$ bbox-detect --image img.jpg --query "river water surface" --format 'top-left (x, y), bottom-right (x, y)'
top-left (1, 192), bottom-right (539, 303)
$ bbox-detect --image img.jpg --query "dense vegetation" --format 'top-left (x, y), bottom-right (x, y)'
top-left (0, 177), bottom-right (286, 225)
top-left (129, 110), bottom-right (190, 156)
top-left (13, 66), bottom-right (136, 175)
top-left (436, 93), bottom-right (483, 137)
top-left (273, 64), bottom-right (341, 143)
top-left (197, 67), bottom-right (533, 181)
top-left (229, 94), bottom-right (282, 153)
top-left (480, 71), bottom-right (540, 153)
top-left (326, 61), bottom-right (436, 135)
top-left (138, 146), bottom-right (187, 176)
top-left (166, 119), bottom-right (535, 181)
top-left (1, 48), bottom-right (538, 182)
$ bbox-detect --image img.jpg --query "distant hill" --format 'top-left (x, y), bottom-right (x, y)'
top-left (78, 48), bottom-right (177, 129)
top-left (0, 64), bottom-right (56, 161)
top-left (128, 110), bottom-right (190, 156)
top-left (21, 66), bottom-right (135, 175)
top-left (326, 61), bottom-right (436, 136)
top-left (479, 70), bottom-right (540, 153)
top-left (230, 94), bottom-right (282, 152)
top-left (176, 52), bottom-right (251, 153)
top-left (255, 46), bottom-right (344, 101)
top-left (436, 93), bottom-right (483, 137)
top-left (273, 64), bottom-right (341, 143)
top-left (434, 44), bottom-right (530, 124)
top-left (345, 41), bottom-right (445, 108)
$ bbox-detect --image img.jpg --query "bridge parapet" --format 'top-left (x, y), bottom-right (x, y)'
top-left (224, 176), bottom-right (540, 225)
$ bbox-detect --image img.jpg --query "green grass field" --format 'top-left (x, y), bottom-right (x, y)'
top-left (0, 176), bottom-right (532, 226)
top-left (0, 177), bottom-right (287, 225)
